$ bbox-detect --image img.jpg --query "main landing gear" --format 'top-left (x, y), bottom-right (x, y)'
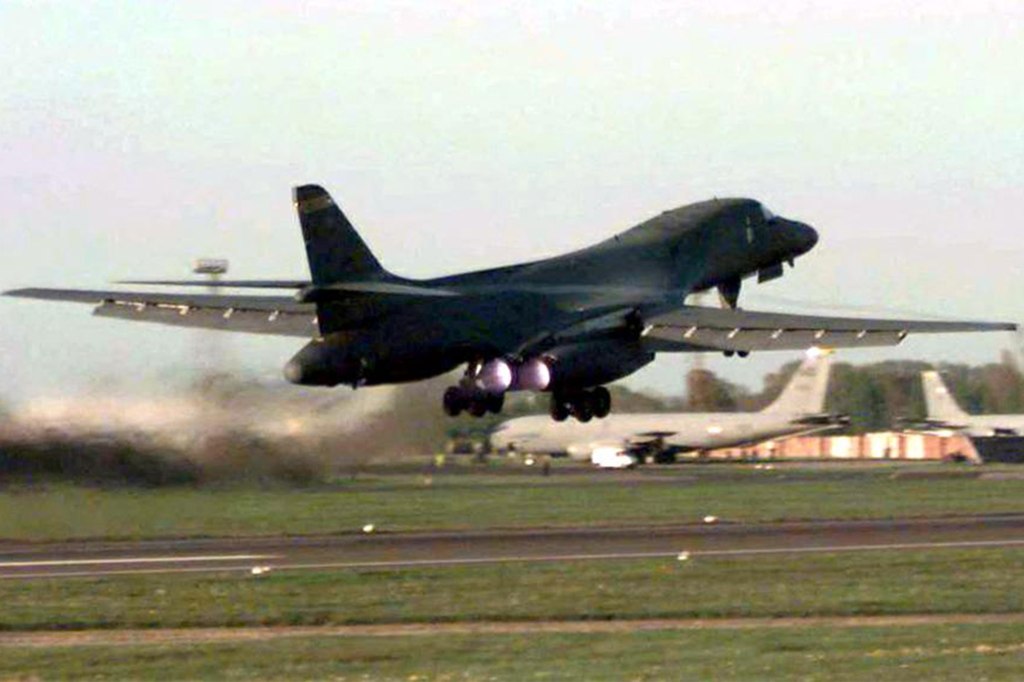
top-left (443, 383), bottom-right (613, 423)
top-left (443, 386), bottom-right (504, 418)
top-left (549, 386), bottom-right (611, 423)
top-left (723, 350), bottom-right (750, 358)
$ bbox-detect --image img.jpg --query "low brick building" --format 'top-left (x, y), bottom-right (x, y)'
top-left (711, 432), bottom-right (979, 462)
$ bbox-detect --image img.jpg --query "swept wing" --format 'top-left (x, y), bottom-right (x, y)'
top-left (5, 287), bottom-right (318, 337)
top-left (6, 288), bottom-right (1015, 349)
top-left (643, 306), bottom-right (1015, 352)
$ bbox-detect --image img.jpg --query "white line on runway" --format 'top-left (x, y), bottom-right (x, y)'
top-left (3, 538), bottom-right (1024, 580)
top-left (0, 555), bottom-right (281, 569)
top-left (282, 538), bottom-right (1024, 571)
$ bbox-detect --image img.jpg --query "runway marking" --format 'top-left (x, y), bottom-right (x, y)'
top-left (3, 538), bottom-right (1024, 580)
top-left (281, 538), bottom-right (1024, 571)
top-left (0, 554), bottom-right (280, 569)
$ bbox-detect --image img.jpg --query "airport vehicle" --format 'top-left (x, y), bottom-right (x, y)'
top-left (5, 185), bottom-right (1015, 421)
top-left (491, 352), bottom-right (846, 465)
top-left (921, 371), bottom-right (1024, 437)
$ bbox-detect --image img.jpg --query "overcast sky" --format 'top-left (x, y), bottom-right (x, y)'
top-left (1, 0), bottom-right (1021, 403)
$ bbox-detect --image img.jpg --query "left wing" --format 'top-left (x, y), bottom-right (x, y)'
top-left (5, 288), bottom-right (319, 337)
top-left (643, 306), bottom-right (1016, 352)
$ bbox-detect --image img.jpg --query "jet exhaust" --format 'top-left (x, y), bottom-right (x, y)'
top-left (514, 357), bottom-right (551, 391)
top-left (475, 358), bottom-right (514, 394)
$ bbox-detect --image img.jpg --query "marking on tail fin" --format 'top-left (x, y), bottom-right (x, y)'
top-left (293, 184), bottom-right (389, 286)
top-left (295, 193), bottom-right (335, 214)
top-left (922, 371), bottom-right (970, 422)
top-left (761, 354), bottom-right (831, 415)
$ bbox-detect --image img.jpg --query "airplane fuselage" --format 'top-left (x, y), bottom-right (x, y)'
top-left (293, 198), bottom-right (817, 390)
top-left (492, 411), bottom-right (830, 459)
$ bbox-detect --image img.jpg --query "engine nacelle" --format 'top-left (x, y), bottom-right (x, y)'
top-left (539, 340), bottom-right (654, 390)
top-left (283, 339), bottom-right (364, 387)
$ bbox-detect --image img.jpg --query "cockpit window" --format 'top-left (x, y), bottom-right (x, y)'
top-left (760, 204), bottom-right (775, 222)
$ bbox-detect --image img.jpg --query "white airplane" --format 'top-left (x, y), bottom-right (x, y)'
top-left (491, 352), bottom-right (845, 467)
top-left (921, 371), bottom-right (1024, 437)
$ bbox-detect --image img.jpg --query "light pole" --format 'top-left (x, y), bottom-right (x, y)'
top-left (191, 259), bottom-right (230, 381)
top-left (192, 258), bottom-right (229, 288)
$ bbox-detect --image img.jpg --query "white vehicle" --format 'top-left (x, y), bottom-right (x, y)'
top-left (589, 446), bottom-right (639, 469)
top-left (921, 371), bottom-right (1024, 437)
top-left (491, 352), bottom-right (845, 465)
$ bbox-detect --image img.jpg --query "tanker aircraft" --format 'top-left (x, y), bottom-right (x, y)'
top-left (491, 351), bottom-right (846, 466)
top-left (919, 371), bottom-right (1024, 437)
top-left (5, 184), bottom-right (1015, 421)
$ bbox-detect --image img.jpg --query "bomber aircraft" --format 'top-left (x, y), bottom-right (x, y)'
top-left (491, 351), bottom-right (846, 465)
top-left (5, 185), bottom-right (1016, 421)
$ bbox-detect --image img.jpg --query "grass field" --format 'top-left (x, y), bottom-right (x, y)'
top-left (4, 547), bottom-right (1023, 630)
top-left (5, 464), bottom-right (1024, 679)
top-left (3, 465), bottom-right (1024, 541)
top-left (4, 624), bottom-right (1024, 681)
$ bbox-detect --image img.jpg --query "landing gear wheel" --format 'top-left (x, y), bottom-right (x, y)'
top-left (443, 387), bottom-right (465, 417)
top-left (591, 387), bottom-right (611, 419)
top-left (550, 397), bottom-right (570, 422)
top-left (737, 350), bottom-right (749, 358)
top-left (469, 399), bottom-right (488, 418)
top-left (654, 449), bottom-right (677, 464)
top-left (573, 399), bottom-right (593, 423)
top-left (486, 392), bottom-right (505, 415)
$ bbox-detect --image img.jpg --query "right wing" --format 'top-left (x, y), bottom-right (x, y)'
top-left (643, 306), bottom-right (1017, 352)
top-left (5, 288), bottom-right (319, 337)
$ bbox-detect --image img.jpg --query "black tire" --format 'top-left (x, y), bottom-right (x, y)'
top-left (443, 387), bottom-right (464, 417)
top-left (591, 387), bottom-right (611, 419)
top-left (573, 399), bottom-right (593, 423)
top-left (486, 392), bottom-right (505, 414)
top-left (654, 449), bottom-right (677, 464)
top-left (550, 396), bottom-right (570, 422)
top-left (469, 399), bottom-right (488, 418)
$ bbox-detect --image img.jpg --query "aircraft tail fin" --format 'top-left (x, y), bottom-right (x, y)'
top-left (293, 185), bottom-right (391, 286)
top-left (922, 371), bottom-right (970, 423)
top-left (761, 353), bottom-right (831, 415)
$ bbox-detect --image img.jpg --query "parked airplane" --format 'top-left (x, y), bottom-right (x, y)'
top-left (5, 185), bottom-right (1015, 421)
top-left (920, 371), bottom-right (1024, 437)
top-left (491, 352), bottom-right (845, 466)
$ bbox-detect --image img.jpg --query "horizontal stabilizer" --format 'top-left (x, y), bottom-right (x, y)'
top-left (297, 281), bottom-right (460, 303)
top-left (118, 279), bottom-right (309, 289)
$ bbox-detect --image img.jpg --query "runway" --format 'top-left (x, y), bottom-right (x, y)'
top-left (3, 514), bottom-right (1024, 580)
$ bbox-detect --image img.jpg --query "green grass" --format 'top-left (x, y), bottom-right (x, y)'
top-left (3, 466), bottom-right (1024, 541)
top-left (4, 548), bottom-right (1023, 630)
top-left (4, 624), bottom-right (1024, 681)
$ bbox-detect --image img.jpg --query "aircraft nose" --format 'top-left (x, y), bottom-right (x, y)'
top-left (787, 221), bottom-right (818, 256)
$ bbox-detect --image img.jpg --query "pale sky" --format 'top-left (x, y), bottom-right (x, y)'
top-left (1, 0), bottom-right (1022, 402)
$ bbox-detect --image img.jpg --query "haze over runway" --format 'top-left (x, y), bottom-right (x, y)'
top-left (1, 1), bottom-right (1021, 402)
